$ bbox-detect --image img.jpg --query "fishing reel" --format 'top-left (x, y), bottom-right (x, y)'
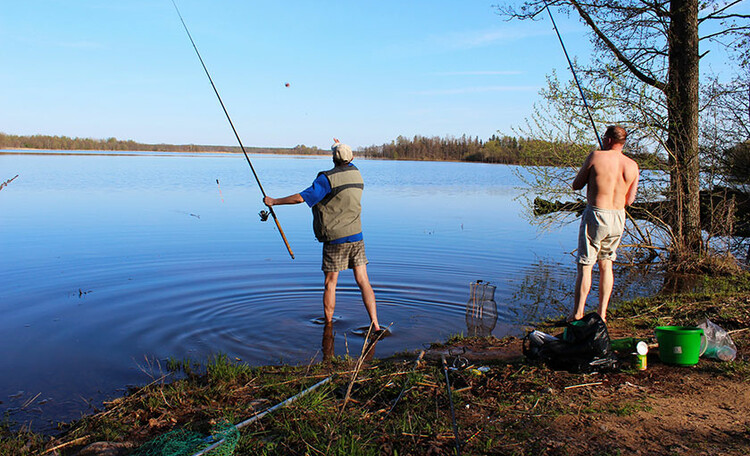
top-left (259, 209), bottom-right (270, 222)
top-left (451, 356), bottom-right (470, 370)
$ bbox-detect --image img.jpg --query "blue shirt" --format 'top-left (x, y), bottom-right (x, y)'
top-left (300, 168), bottom-right (363, 244)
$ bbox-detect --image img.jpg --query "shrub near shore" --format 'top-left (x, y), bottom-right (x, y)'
top-left (2, 273), bottom-right (749, 455)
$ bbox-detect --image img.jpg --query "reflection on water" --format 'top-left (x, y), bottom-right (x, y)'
top-left (509, 259), bottom-right (576, 324)
top-left (509, 259), bottom-right (665, 325)
top-left (322, 322), bottom-right (380, 363)
top-left (323, 322), bottom-right (335, 361)
top-left (0, 152), bottom-right (661, 432)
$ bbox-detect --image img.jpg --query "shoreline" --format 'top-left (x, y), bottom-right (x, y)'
top-left (4, 272), bottom-right (749, 455)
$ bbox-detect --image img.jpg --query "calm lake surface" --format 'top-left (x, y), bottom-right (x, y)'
top-left (0, 151), bottom-right (659, 431)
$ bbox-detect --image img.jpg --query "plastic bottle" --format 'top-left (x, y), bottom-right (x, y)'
top-left (716, 346), bottom-right (736, 362)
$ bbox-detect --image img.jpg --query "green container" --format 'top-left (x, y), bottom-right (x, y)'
top-left (611, 337), bottom-right (649, 355)
top-left (562, 320), bottom-right (585, 342)
top-left (655, 326), bottom-right (704, 365)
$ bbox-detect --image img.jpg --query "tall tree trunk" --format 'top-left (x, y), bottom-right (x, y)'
top-left (666, 0), bottom-right (702, 257)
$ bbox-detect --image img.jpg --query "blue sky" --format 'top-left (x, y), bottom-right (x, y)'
top-left (2, 1), bottom-right (743, 150)
top-left (2, 1), bottom-right (593, 149)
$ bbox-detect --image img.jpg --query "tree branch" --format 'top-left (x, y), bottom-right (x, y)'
top-left (699, 0), bottom-right (749, 23)
top-left (700, 26), bottom-right (750, 42)
top-left (570, 0), bottom-right (667, 91)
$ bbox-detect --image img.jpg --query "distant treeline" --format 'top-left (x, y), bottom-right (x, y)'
top-left (360, 134), bottom-right (665, 169)
top-left (359, 134), bottom-right (561, 164)
top-left (1, 132), bottom-right (664, 168)
top-left (0, 133), bottom-right (300, 155)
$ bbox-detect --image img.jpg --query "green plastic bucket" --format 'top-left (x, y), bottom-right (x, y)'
top-left (655, 326), bottom-right (704, 365)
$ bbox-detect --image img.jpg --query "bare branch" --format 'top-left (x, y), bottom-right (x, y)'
top-left (570, 1), bottom-right (667, 91)
top-left (699, 0), bottom-right (749, 23)
top-left (700, 26), bottom-right (750, 42)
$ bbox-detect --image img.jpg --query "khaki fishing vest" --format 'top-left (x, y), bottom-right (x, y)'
top-left (312, 165), bottom-right (364, 242)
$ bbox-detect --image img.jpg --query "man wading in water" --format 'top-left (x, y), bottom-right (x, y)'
top-left (569, 126), bottom-right (639, 323)
top-left (264, 139), bottom-right (381, 334)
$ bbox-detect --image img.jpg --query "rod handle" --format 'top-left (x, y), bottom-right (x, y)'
top-left (273, 214), bottom-right (295, 259)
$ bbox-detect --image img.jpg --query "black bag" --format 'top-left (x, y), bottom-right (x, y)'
top-left (523, 313), bottom-right (618, 373)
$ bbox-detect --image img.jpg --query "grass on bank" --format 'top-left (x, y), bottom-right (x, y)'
top-left (2, 273), bottom-right (749, 456)
top-left (609, 273), bottom-right (750, 331)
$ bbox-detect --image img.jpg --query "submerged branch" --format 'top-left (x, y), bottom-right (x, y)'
top-left (0, 174), bottom-right (18, 191)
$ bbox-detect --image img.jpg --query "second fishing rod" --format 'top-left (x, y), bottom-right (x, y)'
top-left (545, 2), bottom-right (602, 150)
top-left (171, 0), bottom-right (294, 259)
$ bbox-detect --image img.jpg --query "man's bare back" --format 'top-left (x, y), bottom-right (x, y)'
top-left (572, 138), bottom-right (639, 210)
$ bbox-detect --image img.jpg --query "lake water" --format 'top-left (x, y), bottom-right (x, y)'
top-left (0, 151), bottom-right (659, 432)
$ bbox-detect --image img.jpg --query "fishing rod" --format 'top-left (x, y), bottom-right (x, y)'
top-left (544, 3), bottom-right (603, 149)
top-left (189, 377), bottom-right (332, 456)
top-left (171, 0), bottom-right (295, 259)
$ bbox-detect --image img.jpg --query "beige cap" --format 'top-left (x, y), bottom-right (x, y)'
top-left (331, 142), bottom-right (353, 163)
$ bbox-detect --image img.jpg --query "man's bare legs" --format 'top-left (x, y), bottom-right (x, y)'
top-left (571, 261), bottom-right (613, 322)
top-left (597, 259), bottom-right (613, 322)
top-left (323, 266), bottom-right (380, 331)
top-left (323, 271), bottom-right (339, 323)
top-left (353, 264), bottom-right (380, 331)
top-left (571, 263), bottom-right (593, 321)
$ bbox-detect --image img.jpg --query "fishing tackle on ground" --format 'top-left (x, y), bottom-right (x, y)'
top-left (451, 355), bottom-right (470, 370)
top-left (132, 377), bottom-right (332, 456)
top-left (171, 0), bottom-right (294, 259)
top-left (544, 3), bottom-right (603, 149)
top-left (465, 280), bottom-right (498, 337)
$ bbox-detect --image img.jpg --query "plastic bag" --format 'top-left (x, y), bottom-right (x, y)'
top-left (698, 318), bottom-right (737, 361)
top-left (523, 313), bottom-right (618, 373)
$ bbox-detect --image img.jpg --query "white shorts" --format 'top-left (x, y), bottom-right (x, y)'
top-left (577, 205), bottom-right (625, 265)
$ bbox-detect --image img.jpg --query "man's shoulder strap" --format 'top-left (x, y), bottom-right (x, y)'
top-left (321, 164), bottom-right (359, 177)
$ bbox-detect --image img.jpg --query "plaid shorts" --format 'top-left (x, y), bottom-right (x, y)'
top-left (322, 240), bottom-right (369, 272)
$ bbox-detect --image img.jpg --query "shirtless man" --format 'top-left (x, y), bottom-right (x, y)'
top-left (569, 126), bottom-right (639, 322)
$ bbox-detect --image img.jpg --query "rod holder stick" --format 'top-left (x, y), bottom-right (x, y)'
top-left (441, 355), bottom-right (462, 456)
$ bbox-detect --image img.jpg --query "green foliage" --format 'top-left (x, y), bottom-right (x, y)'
top-left (206, 353), bottom-right (253, 383)
top-left (445, 332), bottom-right (466, 344)
top-left (167, 356), bottom-right (199, 376)
top-left (0, 419), bottom-right (45, 456)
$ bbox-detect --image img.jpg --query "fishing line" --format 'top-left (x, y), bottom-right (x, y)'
top-left (545, 3), bottom-right (603, 149)
top-left (171, 0), bottom-right (294, 259)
